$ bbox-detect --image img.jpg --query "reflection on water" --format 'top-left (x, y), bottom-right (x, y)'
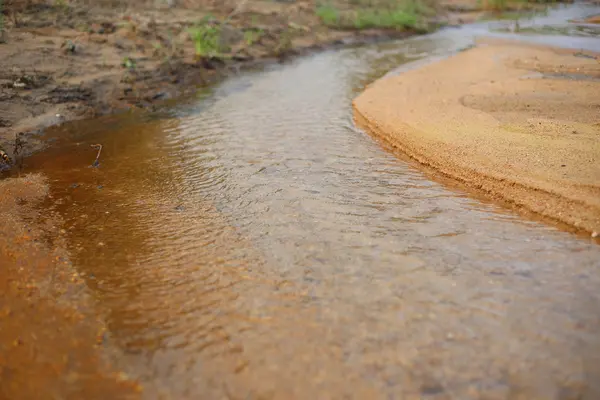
top-left (19, 4), bottom-right (600, 399)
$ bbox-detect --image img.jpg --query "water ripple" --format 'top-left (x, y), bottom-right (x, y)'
top-left (20, 4), bottom-right (600, 398)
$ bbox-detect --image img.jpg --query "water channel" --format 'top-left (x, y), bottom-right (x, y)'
top-left (14, 4), bottom-right (600, 399)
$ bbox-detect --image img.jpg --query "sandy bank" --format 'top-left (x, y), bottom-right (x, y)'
top-left (353, 41), bottom-right (600, 234)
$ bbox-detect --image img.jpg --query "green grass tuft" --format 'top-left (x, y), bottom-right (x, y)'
top-left (188, 19), bottom-right (221, 58)
top-left (353, 8), bottom-right (418, 29)
top-left (243, 28), bottom-right (264, 46)
top-left (316, 0), bottom-right (430, 31)
top-left (316, 3), bottom-right (341, 26)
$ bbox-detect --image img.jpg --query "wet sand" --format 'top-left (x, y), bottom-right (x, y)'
top-left (0, 175), bottom-right (140, 399)
top-left (584, 14), bottom-right (600, 24)
top-left (353, 40), bottom-right (600, 234)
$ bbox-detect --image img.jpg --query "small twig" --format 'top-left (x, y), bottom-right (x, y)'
top-left (90, 143), bottom-right (102, 167)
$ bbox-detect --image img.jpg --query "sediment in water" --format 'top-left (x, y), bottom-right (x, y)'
top-left (0, 175), bottom-right (141, 398)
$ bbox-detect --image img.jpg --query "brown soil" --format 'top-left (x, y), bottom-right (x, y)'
top-left (0, 0), bottom-right (515, 162)
top-left (0, 0), bottom-right (448, 160)
top-left (0, 174), bottom-right (142, 399)
top-left (353, 40), bottom-right (600, 235)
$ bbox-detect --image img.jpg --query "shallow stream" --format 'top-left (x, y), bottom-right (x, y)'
top-left (13, 4), bottom-right (600, 399)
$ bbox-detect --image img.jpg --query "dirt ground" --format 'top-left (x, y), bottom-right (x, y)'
top-left (0, 0), bottom-right (527, 163)
top-left (353, 40), bottom-right (600, 235)
top-left (0, 0), bottom-right (416, 159)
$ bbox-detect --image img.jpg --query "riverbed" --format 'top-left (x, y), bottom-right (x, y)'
top-left (4, 4), bottom-right (600, 399)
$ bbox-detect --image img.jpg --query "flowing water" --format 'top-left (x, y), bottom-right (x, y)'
top-left (13, 5), bottom-right (600, 399)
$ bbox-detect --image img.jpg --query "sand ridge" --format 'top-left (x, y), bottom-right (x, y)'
top-left (353, 41), bottom-right (600, 234)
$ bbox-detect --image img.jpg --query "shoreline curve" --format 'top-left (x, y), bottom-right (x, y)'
top-left (353, 41), bottom-right (600, 234)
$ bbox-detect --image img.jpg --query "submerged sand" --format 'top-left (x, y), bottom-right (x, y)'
top-left (0, 175), bottom-right (140, 398)
top-left (353, 41), bottom-right (600, 234)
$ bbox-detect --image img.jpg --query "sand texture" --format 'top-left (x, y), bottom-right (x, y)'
top-left (353, 41), bottom-right (600, 234)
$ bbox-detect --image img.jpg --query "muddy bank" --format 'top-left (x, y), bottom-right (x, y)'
top-left (0, 0), bottom-right (446, 161)
top-left (0, 175), bottom-right (141, 398)
top-left (353, 40), bottom-right (600, 234)
top-left (0, 0), bottom-right (546, 163)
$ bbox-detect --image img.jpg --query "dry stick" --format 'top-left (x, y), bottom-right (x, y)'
top-left (91, 143), bottom-right (102, 167)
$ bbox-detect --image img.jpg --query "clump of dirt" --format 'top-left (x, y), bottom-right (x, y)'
top-left (0, 174), bottom-right (141, 398)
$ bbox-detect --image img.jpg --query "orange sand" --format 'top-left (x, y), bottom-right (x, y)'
top-left (353, 41), bottom-right (600, 234)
